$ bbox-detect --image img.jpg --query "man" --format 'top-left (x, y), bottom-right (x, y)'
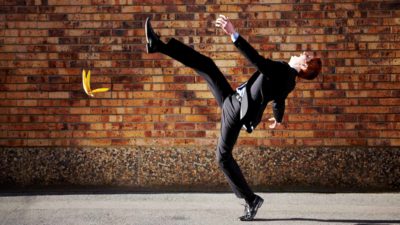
top-left (145, 15), bottom-right (322, 221)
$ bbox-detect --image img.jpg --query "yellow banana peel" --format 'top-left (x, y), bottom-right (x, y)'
top-left (82, 69), bottom-right (110, 97)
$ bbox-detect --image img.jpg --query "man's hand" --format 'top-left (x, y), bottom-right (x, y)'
top-left (215, 14), bottom-right (236, 35)
top-left (268, 117), bottom-right (281, 129)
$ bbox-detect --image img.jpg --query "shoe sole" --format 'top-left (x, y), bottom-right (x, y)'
top-left (145, 17), bottom-right (158, 54)
top-left (145, 17), bottom-right (150, 44)
top-left (145, 17), bottom-right (151, 54)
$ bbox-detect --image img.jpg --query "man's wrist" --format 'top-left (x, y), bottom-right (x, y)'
top-left (230, 32), bottom-right (239, 42)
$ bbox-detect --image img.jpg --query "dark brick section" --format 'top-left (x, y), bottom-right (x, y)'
top-left (1, 147), bottom-right (399, 192)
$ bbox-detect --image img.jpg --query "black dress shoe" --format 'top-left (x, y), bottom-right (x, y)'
top-left (239, 195), bottom-right (264, 221)
top-left (145, 17), bottom-right (162, 53)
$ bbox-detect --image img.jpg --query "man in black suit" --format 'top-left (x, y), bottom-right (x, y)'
top-left (145, 15), bottom-right (321, 221)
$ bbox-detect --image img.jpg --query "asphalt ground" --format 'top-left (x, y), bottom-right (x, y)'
top-left (0, 193), bottom-right (399, 225)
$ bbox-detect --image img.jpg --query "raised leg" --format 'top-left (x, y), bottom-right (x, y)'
top-left (160, 38), bottom-right (234, 107)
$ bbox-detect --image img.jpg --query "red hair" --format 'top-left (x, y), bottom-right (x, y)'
top-left (298, 58), bottom-right (322, 80)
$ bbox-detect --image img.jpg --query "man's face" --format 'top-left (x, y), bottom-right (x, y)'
top-left (290, 52), bottom-right (312, 69)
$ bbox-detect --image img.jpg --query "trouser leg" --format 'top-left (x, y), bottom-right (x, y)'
top-left (159, 38), bottom-right (234, 107)
top-left (216, 95), bottom-right (255, 201)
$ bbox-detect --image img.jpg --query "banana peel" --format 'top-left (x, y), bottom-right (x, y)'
top-left (82, 69), bottom-right (110, 97)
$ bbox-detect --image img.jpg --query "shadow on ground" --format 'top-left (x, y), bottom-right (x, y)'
top-left (254, 218), bottom-right (400, 224)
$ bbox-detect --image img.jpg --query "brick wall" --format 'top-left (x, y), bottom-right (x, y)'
top-left (1, 0), bottom-right (399, 148)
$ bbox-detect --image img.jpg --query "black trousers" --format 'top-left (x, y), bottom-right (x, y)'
top-left (159, 38), bottom-right (255, 201)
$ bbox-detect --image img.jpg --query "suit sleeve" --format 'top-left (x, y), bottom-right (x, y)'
top-left (234, 35), bottom-right (276, 76)
top-left (272, 98), bottom-right (285, 123)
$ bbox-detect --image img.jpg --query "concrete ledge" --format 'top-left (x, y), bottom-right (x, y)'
top-left (1, 146), bottom-right (399, 192)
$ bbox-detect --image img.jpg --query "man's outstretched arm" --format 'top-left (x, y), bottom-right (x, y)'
top-left (215, 15), bottom-right (275, 75)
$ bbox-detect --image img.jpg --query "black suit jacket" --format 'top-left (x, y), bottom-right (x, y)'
top-left (234, 35), bottom-right (298, 133)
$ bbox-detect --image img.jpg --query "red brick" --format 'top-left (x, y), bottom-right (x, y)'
top-left (175, 123), bottom-right (196, 130)
top-left (0, 1), bottom-right (398, 147)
